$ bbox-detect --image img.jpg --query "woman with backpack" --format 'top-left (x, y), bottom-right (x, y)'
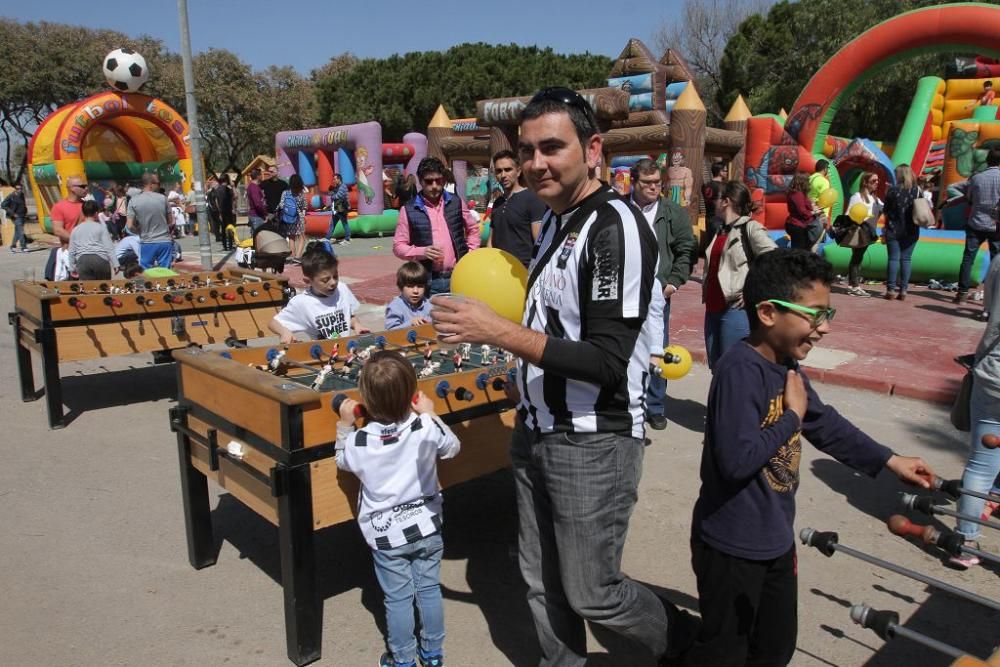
top-left (882, 164), bottom-right (921, 301)
top-left (281, 174), bottom-right (307, 264)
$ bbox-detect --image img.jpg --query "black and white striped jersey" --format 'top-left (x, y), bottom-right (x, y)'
top-left (517, 186), bottom-right (658, 439)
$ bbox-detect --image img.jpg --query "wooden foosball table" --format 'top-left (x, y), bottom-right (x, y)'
top-left (8, 269), bottom-right (291, 428)
top-left (169, 325), bottom-right (516, 665)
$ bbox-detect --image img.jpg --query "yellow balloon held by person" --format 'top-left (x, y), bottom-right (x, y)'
top-left (657, 344), bottom-right (692, 380)
top-left (451, 248), bottom-right (528, 323)
top-left (817, 188), bottom-right (838, 209)
top-left (848, 202), bottom-right (868, 224)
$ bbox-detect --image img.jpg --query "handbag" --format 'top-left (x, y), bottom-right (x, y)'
top-left (951, 336), bottom-right (1000, 431)
top-left (912, 196), bottom-right (935, 228)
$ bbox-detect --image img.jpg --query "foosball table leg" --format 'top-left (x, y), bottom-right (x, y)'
top-left (170, 406), bottom-right (217, 569)
top-left (275, 463), bottom-right (322, 666)
top-left (37, 327), bottom-right (65, 429)
top-left (9, 313), bottom-right (36, 403)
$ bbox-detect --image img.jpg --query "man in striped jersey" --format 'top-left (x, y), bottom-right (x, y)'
top-left (432, 88), bottom-right (694, 665)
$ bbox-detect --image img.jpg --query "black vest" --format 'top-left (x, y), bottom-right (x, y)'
top-left (405, 193), bottom-right (469, 273)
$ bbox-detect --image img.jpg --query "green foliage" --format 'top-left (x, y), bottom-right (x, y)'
top-left (314, 43), bottom-right (613, 140)
top-left (718, 0), bottom-right (973, 141)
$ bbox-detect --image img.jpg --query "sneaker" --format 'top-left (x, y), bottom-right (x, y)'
top-left (883, 290), bottom-right (896, 300)
top-left (848, 286), bottom-right (870, 297)
top-left (648, 414), bottom-right (668, 430)
top-left (896, 291), bottom-right (906, 301)
top-left (949, 543), bottom-right (981, 569)
top-left (954, 291), bottom-right (968, 304)
top-left (379, 653), bottom-right (416, 667)
top-left (342, 239), bottom-right (351, 245)
top-left (418, 648), bottom-right (444, 667)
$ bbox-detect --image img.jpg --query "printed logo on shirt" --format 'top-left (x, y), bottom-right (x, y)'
top-left (540, 271), bottom-right (566, 308)
top-left (591, 226), bottom-right (620, 301)
top-left (761, 394), bottom-right (801, 493)
top-left (315, 311), bottom-right (348, 339)
top-left (370, 510), bottom-right (392, 533)
top-left (556, 232), bottom-right (578, 270)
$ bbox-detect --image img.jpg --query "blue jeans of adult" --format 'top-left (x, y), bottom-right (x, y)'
top-left (646, 298), bottom-right (671, 417)
top-left (139, 241), bottom-right (174, 269)
top-left (10, 216), bottom-right (26, 250)
top-left (248, 215), bottom-right (265, 232)
top-left (885, 235), bottom-right (918, 292)
top-left (704, 306), bottom-right (750, 370)
top-left (511, 419), bottom-right (669, 666)
top-left (958, 228), bottom-right (1000, 293)
top-left (956, 385), bottom-right (1000, 541)
top-left (371, 533), bottom-right (445, 664)
top-left (327, 211), bottom-right (350, 241)
top-left (428, 275), bottom-right (451, 296)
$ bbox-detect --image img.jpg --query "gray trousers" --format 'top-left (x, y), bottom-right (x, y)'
top-left (511, 419), bottom-right (668, 666)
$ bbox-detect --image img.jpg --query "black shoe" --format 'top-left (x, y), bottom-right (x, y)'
top-left (648, 414), bottom-right (668, 430)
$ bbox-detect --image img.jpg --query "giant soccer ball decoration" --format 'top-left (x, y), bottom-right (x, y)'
top-left (103, 48), bottom-right (149, 92)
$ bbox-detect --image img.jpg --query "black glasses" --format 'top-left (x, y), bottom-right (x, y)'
top-left (528, 87), bottom-right (598, 125)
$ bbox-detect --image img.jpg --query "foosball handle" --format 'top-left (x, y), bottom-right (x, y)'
top-left (984, 434), bottom-right (1000, 450)
top-left (309, 344), bottom-right (324, 360)
top-left (435, 381), bottom-right (451, 399)
top-left (347, 340), bottom-right (358, 352)
top-left (932, 477), bottom-right (962, 500)
top-left (407, 329), bottom-right (418, 344)
top-left (850, 604), bottom-right (899, 641)
top-left (799, 527), bottom-right (839, 557)
top-left (375, 336), bottom-right (387, 348)
top-left (330, 393), bottom-right (363, 418)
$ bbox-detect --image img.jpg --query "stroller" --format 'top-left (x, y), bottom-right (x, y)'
top-left (234, 222), bottom-right (290, 273)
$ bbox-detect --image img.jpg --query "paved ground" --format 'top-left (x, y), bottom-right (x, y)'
top-left (2, 232), bottom-right (997, 666)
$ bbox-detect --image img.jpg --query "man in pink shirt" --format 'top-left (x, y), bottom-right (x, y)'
top-left (393, 157), bottom-right (480, 294)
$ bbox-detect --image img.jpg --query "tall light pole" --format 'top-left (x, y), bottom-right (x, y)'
top-left (177, 0), bottom-right (212, 269)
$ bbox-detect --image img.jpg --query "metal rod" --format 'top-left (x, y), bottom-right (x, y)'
top-left (962, 544), bottom-right (1000, 566)
top-left (901, 493), bottom-right (1000, 532)
top-left (890, 624), bottom-right (968, 659)
top-left (802, 529), bottom-right (1000, 612)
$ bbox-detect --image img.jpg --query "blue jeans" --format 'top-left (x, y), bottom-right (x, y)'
top-left (956, 385), bottom-right (1000, 540)
top-left (139, 241), bottom-right (174, 269)
top-left (958, 228), bottom-right (1000, 293)
top-left (327, 211), bottom-right (350, 240)
top-left (704, 307), bottom-right (750, 370)
top-left (646, 298), bottom-right (671, 417)
top-left (248, 215), bottom-right (265, 232)
top-left (371, 533), bottom-right (445, 664)
top-left (885, 235), bottom-right (918, 292)
top-left (428, 276), bottom-right (451, 296)
top-left (10, 216), bottom-right (26, 250)
top-left (511, 419), bottom-right (669, 666)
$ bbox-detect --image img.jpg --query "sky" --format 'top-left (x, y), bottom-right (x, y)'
top-left (10, 0), bottom-right (686, 74)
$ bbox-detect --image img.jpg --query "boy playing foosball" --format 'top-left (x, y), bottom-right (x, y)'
top-left (335, 351), bottom-right (459, 667)
top-left (268, 245), bottom-right (369, 344)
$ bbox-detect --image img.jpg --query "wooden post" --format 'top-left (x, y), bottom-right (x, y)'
top-left (427, 105), bottom-right (452, 164)
top-left (723, 95), bottom-right (752, 186)
top-left (670, 83), bottom-right (707, 225)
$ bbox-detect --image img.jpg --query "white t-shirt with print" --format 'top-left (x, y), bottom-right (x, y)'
top-left (274, 284), bottom-right (360, 339)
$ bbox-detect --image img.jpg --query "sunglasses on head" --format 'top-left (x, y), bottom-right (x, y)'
top-left (760, 299), bottom-right (837, 327)
top-left (529, 87), bottom-right (599, 125)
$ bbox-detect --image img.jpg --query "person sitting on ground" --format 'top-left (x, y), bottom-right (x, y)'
top-left (384, 261), bottom-right (433, 330)
top-left (683, 248), bottom-right (934, 666)
top-left (334, 351), bottom-right (460, 667)
top-left (268, 245), bottom-right (369, 344)
top-left (68, 200), bottom-right (118, 280)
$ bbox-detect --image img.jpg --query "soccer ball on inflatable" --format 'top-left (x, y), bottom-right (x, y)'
top-left (103, 48), bottom-right (149, 92)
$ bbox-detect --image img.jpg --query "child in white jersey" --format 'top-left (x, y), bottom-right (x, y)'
top-left (335, 351), bottom-right (460, 667)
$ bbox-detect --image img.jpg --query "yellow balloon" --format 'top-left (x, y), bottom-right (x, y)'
top-left (848, 202), bottom-right (868, 224)
top-left (658, 344), bottom-right (693, 380)
top-left (817, 188), bottom-right (838, 209)
top-left (451, 248), bottom-right (528, 323)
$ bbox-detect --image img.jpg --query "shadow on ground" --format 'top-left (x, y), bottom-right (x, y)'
top-left (58, 362), bottom-right (177, 426)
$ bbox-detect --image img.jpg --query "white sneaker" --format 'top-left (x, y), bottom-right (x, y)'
top-left (849, 286), bottom-right (870, 297)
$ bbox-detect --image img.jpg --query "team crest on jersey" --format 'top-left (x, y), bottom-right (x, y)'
top-left (591, 227), bottom-right (620, 301)
top-left (556, 233), bottom-right (578, 269)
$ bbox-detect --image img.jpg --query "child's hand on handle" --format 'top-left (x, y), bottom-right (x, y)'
top-left (338, 398), bottom-right (360, 423)
top-left (412, 391), bottom-right (435, 415)
top-left (885, 455), bottom-right (934, 489)
top-left (783, 370), bottom-right (807, 424)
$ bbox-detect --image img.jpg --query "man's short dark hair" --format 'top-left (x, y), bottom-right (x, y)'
top-left (711, 162), bottom-right (727, 178)
top-left (492, 150), bottom-right (518, 165)
top-left (417, 157), bottom-right (446, 180)
top-left (985, 80), bottom-right (993, 89)
top-left (334, 173), bottom-right (342, 181)
top-left (396, 261), bottom-right (429, 289)
top-left (630, 158), bottom-right (660, 183)
top-left (988, 147), bottom-right (1000, 168)
top-left (743, 248), bottom-right (835, 329)
top-left (82, 200), bottom-right (100, 217)
top-left (521, 87), bottom-right (599, 147)
top-left (300, 244), bottom-right (338, 278)
top-left (814, 159), bottom-right (829, 173)
top-left (250, 168), bottom-right (261, 180)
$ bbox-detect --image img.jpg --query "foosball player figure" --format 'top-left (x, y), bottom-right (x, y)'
top-left (684, 250), bottom-right (934, 667)
top-left (423, 341), bottom-right (433, 361)
top-left (385, 261), bottom-right (433, 330)
top-left (334, 351), bottom-right (460, 667)
top-left (267, 245), bottom-right (370, 345)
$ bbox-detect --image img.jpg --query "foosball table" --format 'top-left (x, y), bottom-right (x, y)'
top-left (169, 325), bottom-right (517, 666)
top-left (9, 269), bottom-right (291, 428)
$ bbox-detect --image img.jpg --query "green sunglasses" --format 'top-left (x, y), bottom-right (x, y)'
top-left (760, 299), bottom-right (837, 327)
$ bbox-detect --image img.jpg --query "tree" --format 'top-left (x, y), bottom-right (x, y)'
top-left (652, 0), bottom-right (774, 124)
top-left (314, 43), bottom-right (612, 141)
top-left (718, 0), bottom-right (963, 141)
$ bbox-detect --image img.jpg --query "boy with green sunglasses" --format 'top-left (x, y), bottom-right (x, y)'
top-left (681, 249), bottom-right (934, 666)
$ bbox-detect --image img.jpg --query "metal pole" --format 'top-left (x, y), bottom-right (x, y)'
top-left (901, 493), bottom-right (1000, 532)
top-left (177, 0), bottom-right (212, 269)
